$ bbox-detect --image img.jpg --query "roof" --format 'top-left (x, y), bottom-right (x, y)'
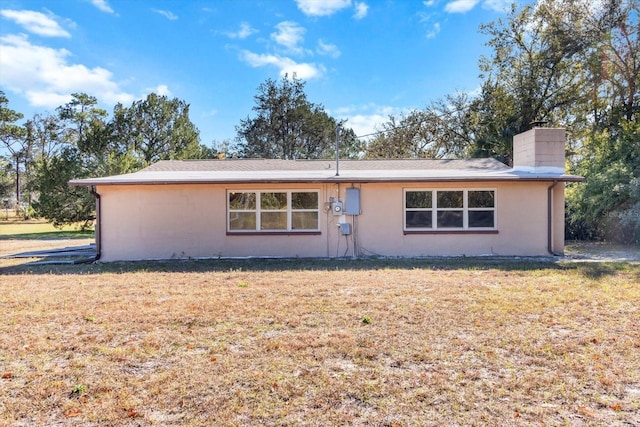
top-left (69, 158), bottom-right (584, 186)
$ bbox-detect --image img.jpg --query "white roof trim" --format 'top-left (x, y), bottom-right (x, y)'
top-left (70, 167), bottom-right (583, 186)
top-left (512, 166), bottom-right (565, 174)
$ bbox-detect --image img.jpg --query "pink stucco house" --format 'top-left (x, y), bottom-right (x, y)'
top-left (70, 127), bottom-right (583, 262)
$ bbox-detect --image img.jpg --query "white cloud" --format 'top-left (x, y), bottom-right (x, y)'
top-left (346, 113), bottom-right (387, 139)
top-left (0, 9), bottom-right (71, 38)
top-left (423, 0), bottom-right (437, 6)
top-left (317, 39), bottom-right (341, 58)
top-left (417, 11), bottom-right (433, 23)
top-left (482, 0), bottom-right (511, 12)
top-left (148, 84), bottom-right (172, 97)
top-left (89, 0), bottom-right (115, 14)
top-left (426, 22), bottom-right (441, 38)
top-left (226, 22), bottom-right (258, 39)
top-left (271, 21), bottom-right (305, 54)
top-left (465, 85), bottom-right (482, 98)
top-left (353, 2), bottom-right (369, 19)
top-left (240, 50), bottom-right (324, 80)
top-left (0, 34), bottom-right (134, 108)
top-left (295, 0), bottom-right (352, 17)
top-left (332, 104), bottom-right (408, 139)
top-left (417, 10), bottom-right (440, 39)
top-left (152, 9), bottom-right (178, 20)
top-left (444, 0), bottom-right (479, 13)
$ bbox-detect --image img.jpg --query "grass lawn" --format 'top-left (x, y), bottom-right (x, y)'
top-left (1, 258), bottom-right (639, 426)
top-left (0, 219), bottom-right (93, 241)
top-left (0, 221), bottom-right (94, 260)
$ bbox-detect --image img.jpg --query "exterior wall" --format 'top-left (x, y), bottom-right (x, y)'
top-left (97, 183), bottom-right (331, 261)
top-left (552, 182), bottom-right (565, 254)
top-left (513, 128), bottom-right (566, 170)
top-left (352, 181), bottom-right (553, 257)
top-left (96, 180), bottom-right (564, 261)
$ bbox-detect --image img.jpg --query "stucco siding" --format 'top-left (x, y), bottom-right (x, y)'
top-left (98, 184), bottom-right (332, 261)
top-left (552, 182), bottom-right (566, 254)
top-left (352, 182), bottom-right (550, 257)
top-left (96, 180), bottom-right (563, 261)
top-left (99, 185), bottom-right (222, 261)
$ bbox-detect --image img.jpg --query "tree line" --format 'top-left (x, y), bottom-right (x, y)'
top-left (1, 0), bottom-right (638, 243)
top-left (364, 0), bottom-right (639, 243)
top-left (0, 76), bottom-right (362, 228)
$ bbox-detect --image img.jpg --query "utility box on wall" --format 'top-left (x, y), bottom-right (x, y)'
top-left (345, 188), bottom-right (361, 215)
top-left (331, 200), bottom-right (343, 215)
top-left (339, 222), bottom-right (351, 235)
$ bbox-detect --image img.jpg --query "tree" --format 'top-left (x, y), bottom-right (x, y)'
top-left (367, 0), bottom-right (620, 165)
top-left (33, 147), bottom-right (96, 228)
top-left (31, 92), bottom-right (206, 228)
top-left (564, 0), bottom-right (640, 242)
top-left (466, 81), bottom-right (520, 164)
top-left (30, 95), bottom-right (105, 227)
top-left (31, 94), bottom-right (112, 226)
top-left (365, 111), bottom-right (435, 159)
top-left (567, 119), bottom-right (640, 243)
top-left (0, 156), bottom-right (13, 205)
top-left (57, 93), bottom-right (108, 149)
top-left (363, 0), bottom-right (637, 243)
top-left (473, 0), bottom-right (640, 241)
top-left (0, 91), bottom-right (27, 210)
top-left (365, 92), bottom-right (476, 160)
top-left (25, 113), bottom-right (64, 160)
top-left (474, 0), bottom-right (605, 163)
top-left (112, 93), bottom-right (201, 165)
top-left (578, 0), bottom-right (639, 128)
top-left (235, 75), bottom-right (361, 159)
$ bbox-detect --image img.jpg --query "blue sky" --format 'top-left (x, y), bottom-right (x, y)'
top-left (0, 0), bottom-right (522, 146)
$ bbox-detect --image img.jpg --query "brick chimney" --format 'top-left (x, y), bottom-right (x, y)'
top-left (513, 127), bottom-right (566, 172)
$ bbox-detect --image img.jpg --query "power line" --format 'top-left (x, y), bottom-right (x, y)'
top-left (356, 125), bottom-right (412, 139)
top-left (353, 104), bottom-right (471, 140)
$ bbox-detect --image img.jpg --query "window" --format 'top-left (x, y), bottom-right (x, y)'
top-left (405, 190), bottom-right (432, 228)
top-left (468, 190), bottom-right (495, 228)
top-left (404, 189), bottom-right (496, 231)
top-left (228, 190), bottom-right (319, 232)
top-left (437, 191), bottom-right (464, 228)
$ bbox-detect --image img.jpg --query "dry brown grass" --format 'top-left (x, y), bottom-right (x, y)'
top-left (1, 257), bottom-right (639, 426)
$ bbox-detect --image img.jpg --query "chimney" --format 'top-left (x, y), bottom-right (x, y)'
top-left (513, 127), bottom-right (566, 172)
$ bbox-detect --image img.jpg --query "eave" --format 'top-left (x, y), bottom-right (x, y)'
top-left (69, 169), bottom-right (584, 187)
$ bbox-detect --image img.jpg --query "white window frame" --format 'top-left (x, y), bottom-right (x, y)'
top-left (227, 190), bottom-right (321, 233)
top-left (403, 189), bottom-right (497, 231)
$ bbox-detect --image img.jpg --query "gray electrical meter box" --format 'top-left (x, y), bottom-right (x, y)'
top-left (331, 200), bottom-right (343, 215)
top-left (339, 223), bottom-right (351, 235)
top-left (345, 188), bottom-right (361, 215)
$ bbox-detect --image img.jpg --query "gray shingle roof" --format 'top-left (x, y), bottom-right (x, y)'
top-left (143, 158), bottom-right (510, 172)
top-left (69, 158), bottom-right (583, 186)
